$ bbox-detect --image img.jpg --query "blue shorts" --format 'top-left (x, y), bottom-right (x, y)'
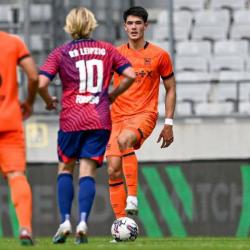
top-left (57, 129), bottom-right (110, 167)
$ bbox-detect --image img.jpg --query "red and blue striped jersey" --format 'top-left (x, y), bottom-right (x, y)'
top-left (40, 39), bottom-right (131, 131)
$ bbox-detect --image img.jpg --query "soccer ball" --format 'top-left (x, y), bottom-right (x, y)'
top-left (111, 217), bottom-right (139, 241)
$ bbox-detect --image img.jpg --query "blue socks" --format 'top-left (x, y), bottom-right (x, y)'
top-left (57, 174), bottom-right (74, 223)
top-left (57, 174), bottom-right (96, 224)
top-left (78, 176), bottom-right (96, 223)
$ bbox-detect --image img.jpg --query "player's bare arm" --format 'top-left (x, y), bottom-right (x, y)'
top-left (19, 56), bottom-right (39, 120)
top-left (109, 66), bottom-right (136, 103)
top-left (157, 76), bottom-right (176, 148)
top-left (38, 75), bottom-right (58, 110)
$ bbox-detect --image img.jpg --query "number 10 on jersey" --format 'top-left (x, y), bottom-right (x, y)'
top-left (76, 59), bottom-right (104, 94)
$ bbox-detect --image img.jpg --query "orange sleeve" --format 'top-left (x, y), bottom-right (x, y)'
top-left (159, 51), bottom-right (174, 80)
top-left (15, 36), bottom-right (30, 63)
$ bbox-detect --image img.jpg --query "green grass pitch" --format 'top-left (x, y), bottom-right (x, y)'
top-left (1, 237), bottom-right (250, 250)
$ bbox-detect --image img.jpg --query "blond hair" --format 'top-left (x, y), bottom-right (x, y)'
top-left (64, 7), bottom-right (98, 39)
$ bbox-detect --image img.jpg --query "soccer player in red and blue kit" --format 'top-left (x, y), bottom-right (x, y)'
top-left (38, 7), bottom-right (135, 244)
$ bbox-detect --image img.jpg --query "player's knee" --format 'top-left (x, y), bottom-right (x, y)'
top-left (108, 166), bottom-right (122, 180)
top-left (117, 135), bottom-right (129, 151)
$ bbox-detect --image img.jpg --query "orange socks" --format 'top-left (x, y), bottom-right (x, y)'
top-left (109, 178), bottom-right (126, 218)
top-left (122, 148), bottom-right (138, 196)
top-left (9, 175), bottom-right (32, 232)
top-left (109, 149), bottom-right (138, 218)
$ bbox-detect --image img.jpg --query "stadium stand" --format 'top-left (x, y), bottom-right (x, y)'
top-left (231, 10), bottom-right (250, 39)
top-left (2, 0), bottom-right (250, 117)
top-left (210, 0), bottom-right (246, 10)
top-left (195, 102), bottom-right (235, 116)
top-left (239, 83), bottom-right (250, 102)
top-left (0, 5), bottom-right (12, 23)
top-left (192, 10), bottom-right (230, 41)
top-left (173, 0), bottom-right (208, 11)
top-left (153, 10), bottom-right (192, 41)
top-left (239, 101), bottom-right (250, 114)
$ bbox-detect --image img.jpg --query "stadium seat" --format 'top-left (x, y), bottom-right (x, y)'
top-left (218, 71), bottom-right (250, 82)
top-left (174, 0), bottom-right (208, 11)
top-left (246, 58), bottom-right (250, 71)
top-left (30, 4), bottom-right (52, 22)
top-left (176, 41), bottom-right (212, 57)
top-left (192, 10), bottom-right (230, 40)
top-left (231, 10), bottom-right (250, 39)
top-left (0, 5), bottom-right (12, 22)
top-left (239, 102), bottom-right (250, 114)
top-left (214, 40), bottom-right (248, 57)
top-left (210, 56), bottom-right (245, 72)
top-left (147, 8), bottom-right (163, 23)
top-left (176, 83), bottom-right (211, 102)
top-left (30, 35), bottom-right (43, 51)
top-left (176, 55), bottom-right (208, 72)
top-left (209, 83), bottom-right (237, 102)
top-left (176, 33), bottom-right (212, 71)
top-left (239, 83), bottom-right (250, 101)
top-left (93, 25), bottom-right (115, 41)
top-left (176, 102), bottom-right (193, 116)
top-left (210, 40), bottom-right (247, 72)
top-left (195, 102), bottom-right (234, 115)
top-left (156, 10), bottom-right (168, 24)
top-left (176, 71), bottom-right (218, 82)
top-left (153, 11), bottom-right (193, 41)
top-left (210, 0), bottom-right (246, 10)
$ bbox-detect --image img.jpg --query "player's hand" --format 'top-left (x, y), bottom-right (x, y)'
top-left (157, 125), bottom-right (174, 148)
top-left (45, 96), bottom-right (58, 110)
top-left (20, 101), bottom-right (33, 120)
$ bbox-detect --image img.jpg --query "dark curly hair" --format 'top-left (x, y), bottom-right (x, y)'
top-left (123, 6), bottom-right (148, 23)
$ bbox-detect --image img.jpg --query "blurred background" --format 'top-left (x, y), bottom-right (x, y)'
top-left (0, 0), bottom-right (250, 238)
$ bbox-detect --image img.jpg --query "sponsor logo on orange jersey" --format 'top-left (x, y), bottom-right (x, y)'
top-left (144, 58), bottom-right (151, 65)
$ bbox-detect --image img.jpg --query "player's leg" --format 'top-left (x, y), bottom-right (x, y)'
top-left (106, 122), bottom-right (127, 218)
top-left (119, 113), bottom-right (158, 215)
top-left (7, 172), bottom-right (33, 245)
top-left (53, 161), bottom-right (75, 244)
top-left (117, 129), bottom-right (139, 215)
top-left (0, 130), bottom-right (33, 245)
top-left (53, 130), bottom-right (77, 244)
top-left (75, 158), bottom-right (96, 244)
top-left (107, 156), bottom-right (127, 218)
top-left (75, 129), bottom-right (110, 244)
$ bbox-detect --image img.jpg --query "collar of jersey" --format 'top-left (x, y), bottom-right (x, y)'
top-left (127, 41), bottom-right (149, 50)
top-left (71, 38), bottom-right (95, 44)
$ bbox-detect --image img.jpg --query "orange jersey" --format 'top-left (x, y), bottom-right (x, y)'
top-left (111, 42), bottom-right (174, 122)
top-left (0, 31), bottom-right (30, 131)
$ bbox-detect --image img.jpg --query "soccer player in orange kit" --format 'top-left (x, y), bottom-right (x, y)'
top-left (0, 31), bottom-right (38, 245)
top-left (106, 6), bottom-right (176, 219)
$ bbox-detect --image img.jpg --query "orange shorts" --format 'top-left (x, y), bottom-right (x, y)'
top-left (106, 112), bottom-right (158, 157)
top-left (0, 129), bottom-right (26, 175)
